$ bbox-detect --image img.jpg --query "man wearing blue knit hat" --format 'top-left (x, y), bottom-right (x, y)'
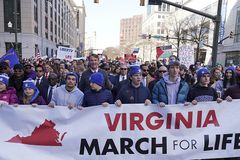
top-left (48, 72), bottom-right (84, 109)
top-left (82, 72), bottom-right (113, 107)
top-left (187, 67), bottom-right (223, 105)
top-left (115, 66), bottom-right (151, 106)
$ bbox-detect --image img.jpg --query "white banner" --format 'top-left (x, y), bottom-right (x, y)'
top-left (57, 46), bottom-right (75, 61)
top-left (0, 101), bottom-right (240, 160)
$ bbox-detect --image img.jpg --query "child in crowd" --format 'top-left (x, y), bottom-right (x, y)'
top-left (0, 73), bottom-right (18, 105)
top-left (19, 79), bottom-right (46, 106)
top-left (82, 72), bottom-right (113, 107)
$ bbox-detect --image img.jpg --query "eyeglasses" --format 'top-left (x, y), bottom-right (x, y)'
top-left (120, 68), bottom-right (127, 70)
top-left (36, 70), bottom-right (43, 72)
top-left (159, 70), bottom-right (167, 73)
top-left (0, 67), bottom-right (8, 70)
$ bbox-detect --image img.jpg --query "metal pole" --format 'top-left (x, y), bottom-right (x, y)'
top-left (211, 0), bottom-right (222, 67)
top-left (14, 0), bottom-right (18, 54)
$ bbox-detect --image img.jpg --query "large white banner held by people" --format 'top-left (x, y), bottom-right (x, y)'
top-left (0, 101), bottom-right (240, 160)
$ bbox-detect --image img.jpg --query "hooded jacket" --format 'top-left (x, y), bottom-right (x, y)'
top-left (51, 85), bottom-right (84, 106)
top-left (152, 74), bottom-right (189, 104)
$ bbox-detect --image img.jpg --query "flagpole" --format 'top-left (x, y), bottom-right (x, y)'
top-left (14, 0), bottom-right (18, 56)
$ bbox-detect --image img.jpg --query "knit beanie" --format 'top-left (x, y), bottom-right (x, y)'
top-left (225, 66), bottom-right (235, 73)
top-left (66, 72), bottom-right (78, 84)
top-left (23, 78), bottom-right (37, 90)
top-left (129, 66), bottom-right (141, 77)
top-left (0, 73), bottom-right (9, 86)
top-left (89, 72), bottom-right (104, 87)
top-left (197, 68), bottom-right (210, 81)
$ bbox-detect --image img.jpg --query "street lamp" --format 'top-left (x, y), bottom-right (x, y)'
top-left (7, 21), bottom-right (13, 28)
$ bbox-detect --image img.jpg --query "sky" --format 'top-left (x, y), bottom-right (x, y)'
top-left (80, 0), bottom-right (145, 49)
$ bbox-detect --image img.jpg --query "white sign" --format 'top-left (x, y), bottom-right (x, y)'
top-left (0, 101), bottom-right (240, 159)
top-left (179, 45), bottom-right (195, 68)
top-left (57, 46), bottom-right (75, 61)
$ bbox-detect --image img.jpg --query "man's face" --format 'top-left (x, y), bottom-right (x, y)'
top-left (36, 67), bottom-right (44, 77)
top-left (200, 74), bottom-right (210, 86)
top-left (24, 65), bottom-right (32, 73)
top-left (141, 66), bottom-right (149, 77)
top-left (48, 76), bottom-right (58, 86)
top-left (158, 66), bottom-right (167, 78)
top-left (14, 69), bottom-right (24, 77)
top-left (130, 73), bottom-right (142, 86)
top-left (168, 65), bottom-right (180, 78)
top-left (44, 64), bottom-right (51, 73)
top-left (89, 56), bottom-right (99, 70)
top-left (66, 75), bottom-right (76, 88)
top-left (120, 66), bottom-right (128, 76)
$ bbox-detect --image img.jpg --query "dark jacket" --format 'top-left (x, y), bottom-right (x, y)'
top-left (83, 88), bottom-right (113, 107)
top-left (0, 87), bottom-right (18, 104)
top-left (9, 75), bottom-right (26, 98)
top-left (116, 83), bottom-right (151, 104)
top-left (224, 84), bottom-right (240, 99)
top-left (35, 76), bottom-right (49, 100)
top-left (79, 69), bottom-right (112, 92)
top-left (20, 95), bottom-right (46, 105)
top-left (187, 85), bottom-right (218, 102)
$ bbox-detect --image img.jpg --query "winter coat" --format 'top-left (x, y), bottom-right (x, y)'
top-left (0, 87), bottom-right (18, 104)
top-left (51, 85), bottom-right (84, 106)
top-left (83, 89), bottom-right (113, 107)
top-left (152, 75), bottom-right (189, 104)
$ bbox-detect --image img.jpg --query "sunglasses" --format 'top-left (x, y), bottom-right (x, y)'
top-left (36, 70), bottom-right (43, 72)
top-left (120, 68), bottom-right (127, 70)
top-left (104, 68), bottom-right (110, 70)
top-left (142, 69), bottom-right (149, 72)
top-left (159, 70), bottom-right (167, 73)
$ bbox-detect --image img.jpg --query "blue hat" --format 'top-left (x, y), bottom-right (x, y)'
top-left (23, 79), bottom-right (37, 90)
top-left (0, 73), bottom-right (9, 86)
top-left (89, 72), bottom-right (104, 87)
top-left (197, 68), bottom-right (210, 81)
top-left (129, 66), bottom-right (141, 77)
top-left (225, 66), bottom-right (235, 72)
top-left (66, 72), bottom-right (78, 83)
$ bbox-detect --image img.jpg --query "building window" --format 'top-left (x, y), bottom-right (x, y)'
top-left (157, 29), bottom-right (160, 34)
top-left (161, 29), bottom-right (165, 34)
top-left (55, 24), bottom-right (57, 35)
top-left (45, 32), bottom-right (48, 39)
top-left (45, 16), bottom-right (48, 29)
top-left (157, 22), bottom-right (160, 27)
top-left (34, 26), bottom-right (38, 34)
top-left (3, 0), bottom-right (21, 32)
top-left (167, 4), bottom-right (170, 12)
top-left (50, 21), bottom-right (53, 32)
top-left (235, 8), bottom-right (240, 42)
top-left (34, 1), bottom-right (38, 22)
top-left (50, 6), bottom-right (53, 18)
top-left (45, 0), bottom-right (48, 13)
top-left (55, 11), bottom-right (57, 22)
top-left (46, 47), bottom-right (49, 56)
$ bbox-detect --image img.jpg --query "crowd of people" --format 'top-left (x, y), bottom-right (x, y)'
top-left (0, 54), bottom-right (239, 109)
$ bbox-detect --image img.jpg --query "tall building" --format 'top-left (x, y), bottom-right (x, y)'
top-left (120, 15), bottom-right (143, 47)
top-left (0, 0), bottom-right (86, 59)
top-left (141, 2), bottom-right (174, 61)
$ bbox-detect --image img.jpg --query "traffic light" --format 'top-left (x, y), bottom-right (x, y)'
top-left (229, 31), bottom-right (234, 38)
top-left (148, 34), bottom-right (151, 39)
top-left (140, 0), bottom-right (145, 6)
top-left (148, 0), bottom-right (163, 5)
top-left (94, 0), bottom-right (99, 3)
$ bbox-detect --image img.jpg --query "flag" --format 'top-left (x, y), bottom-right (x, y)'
top-left (0, 48), bottom-right (19, 69)
top-left (132, 48), bottom-right (140, 54)
top-left (156, 47), bottom-right (164, 59)
top-left (35, 48), bottom-right (42, 62)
